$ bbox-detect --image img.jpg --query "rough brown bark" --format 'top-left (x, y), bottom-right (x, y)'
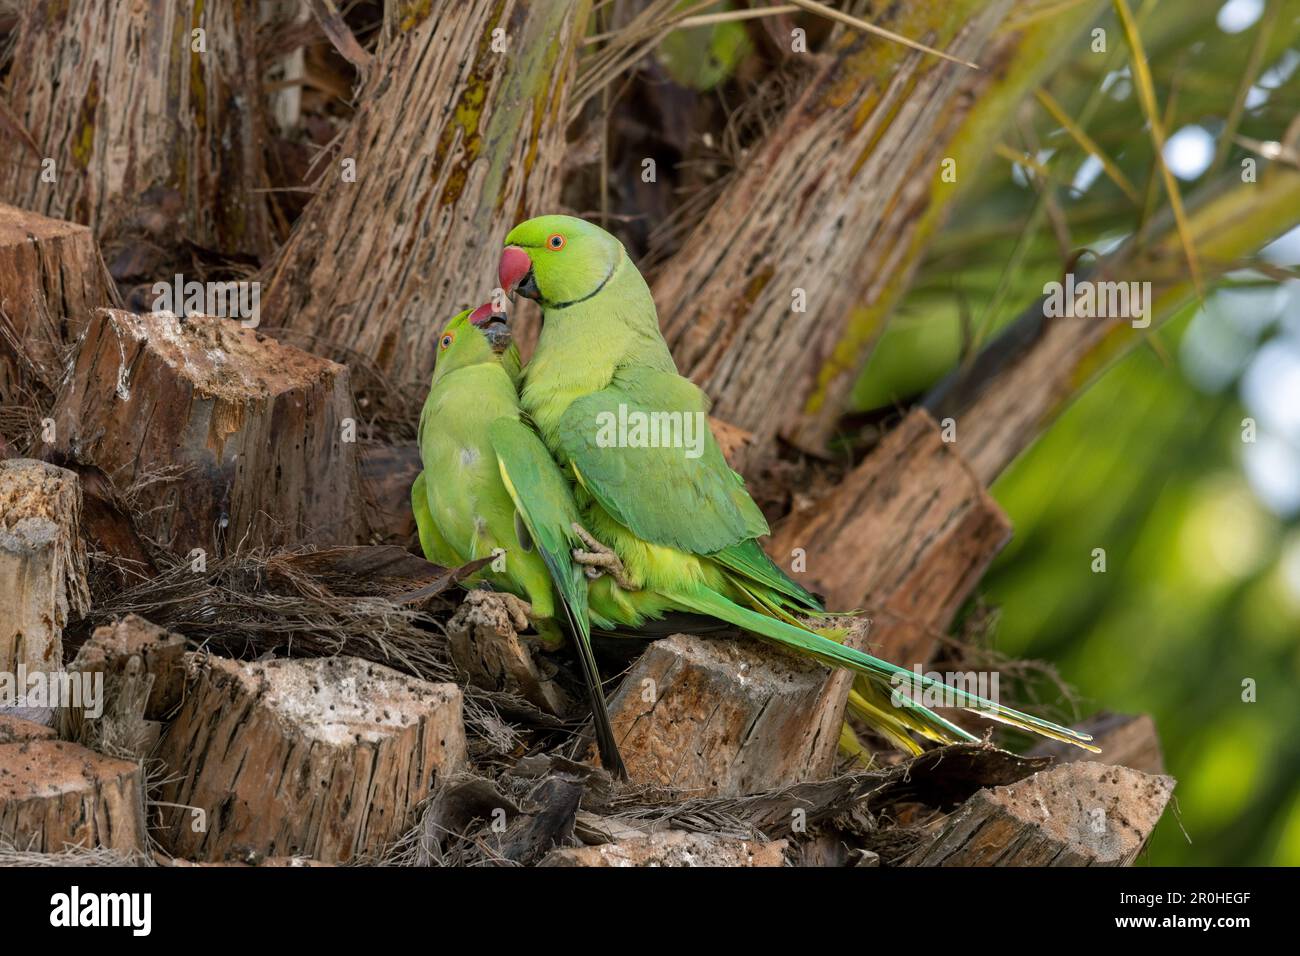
top-left (0, 714), bottom-right (57, 743)
top-left (709, 416), bottom-right (753, 470)
top-left (0, 458), bottom-right (90, 674)
top-left (480, 773), bottom-right (587, 866)
top-left (60, 615), bottom-right (175, 760)
top-left (360, 441), bottom-right (423, 545)
top-left (445, 590), bottom-right (571, 717)
top-left (0, 204), bottom-right (117, 417)
top-left (156, 654), bottom-right (467, 863)
top-left (0, 739), bottom-right (147, 853)
top-left (653, 0), bottom-right (1011, 462)
top-left (769, 409), bottom-right (1010, 660)
top-left (540, 830), bottom-right (787, 867)
top-left (64, 464), bottom-right (158, 583)
top-left (262, 0), bottom-right (588, 393)
top-left (925, 309), bottom-right (1120, 488)
top-left (0, 0), bottom-right (273, 256)
top-left (766, 409), bottom-right (1009, 766)
top-left (49, 309), bottom-right (364, 556)
top-left (68, 614), bottom-right (187, 721)
top-left (597, 633), bottom-right (844, 796)
top-left (906, 761), bottom-right (1175, 866)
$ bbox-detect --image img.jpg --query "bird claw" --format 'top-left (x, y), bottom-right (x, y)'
top-left (464, 588), bottom-right (532, 631)
top-left (571, 523), bottom-right (638, 591)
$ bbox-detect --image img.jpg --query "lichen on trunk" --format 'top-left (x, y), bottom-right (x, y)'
top-left (0, 0), bottom-right (274, 258)
top-left (261, 0), bottom-right (589, 400)
top-left (652, 0), bottom-right (1107, 463)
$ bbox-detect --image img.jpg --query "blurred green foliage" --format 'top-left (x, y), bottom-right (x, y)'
top-left (850, 0), bottom-right (1300, 865)
top-left (658, 6), bottom-right (751, 91)
top-left (984, 305), bottom-right (1300, 866)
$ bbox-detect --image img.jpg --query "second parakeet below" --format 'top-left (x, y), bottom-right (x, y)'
top-left (411, 303), bottom-right (627, 776)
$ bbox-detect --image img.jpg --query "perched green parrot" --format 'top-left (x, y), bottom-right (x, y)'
top-left (497, 215), bottom-right (1097, 754)
top-left (411, 304), bottom-right (627, 776)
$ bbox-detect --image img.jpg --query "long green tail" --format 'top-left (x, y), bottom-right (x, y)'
top-left (669, 586), bottom-right (1099, 752)
top-left (552, 567), bottom-right (628, 778)
top-left (490, 418), bottom-right (627, 778)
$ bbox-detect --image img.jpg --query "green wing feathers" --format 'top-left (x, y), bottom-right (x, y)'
top-left (489, 418), bottom-right (628, 778)
top-left (411, 470), bottom-right (457, 567)
top-left (489, 418), bottom-right (588, 625)
top-left (556, 366), bottom-right (768, 555)
top-left (710, 538), bottom-right (824, 614)
top-left (411, 471), bottom-right (434, 560)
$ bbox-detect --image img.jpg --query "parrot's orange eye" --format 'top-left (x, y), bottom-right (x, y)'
top-left (439, 333), bottom-right (454, 350)
top-left (547, 233), bottom-right (565, 250)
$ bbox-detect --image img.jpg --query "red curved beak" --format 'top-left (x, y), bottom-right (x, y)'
top-left (468, 300), bottom-right (511, 353)
top-left (499, 245), bottom-right (533, 297)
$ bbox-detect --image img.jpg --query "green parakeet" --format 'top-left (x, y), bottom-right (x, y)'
top-left (497, 215), bottom-right (1097, 754)
top-left (411, 304), bottom-right (627, 776)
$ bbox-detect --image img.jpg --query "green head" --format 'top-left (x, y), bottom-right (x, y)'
top-left (431, 302), bottom-right (512, 385)
top-left (499, 215), bottom-right (623, 308)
